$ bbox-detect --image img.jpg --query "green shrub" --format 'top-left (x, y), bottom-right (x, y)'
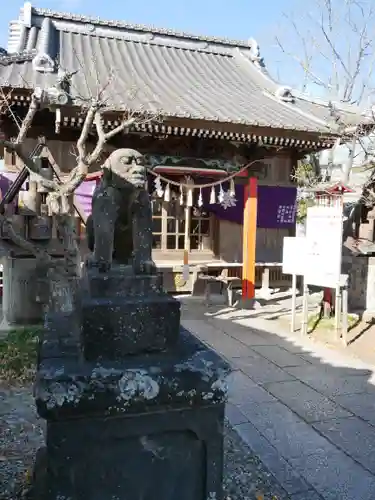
top-left (0, 327), bottom-right (42, 384)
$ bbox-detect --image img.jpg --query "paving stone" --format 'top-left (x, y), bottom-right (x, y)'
top-left (289, 448), bottom-right (375, 500)
top-left (334, 392), bottom-right (375, 426)
top-left (216, 324), bottom-right (280, 346)
top-left (313, 416), bottom-right (375, 475)
top-left (285, 365), bottom-right (373, 397)
top-left (233, 356), bottom-right (295, 385)
top-left (227, 370), bottom-right (277, 406)
top-left (265, 380), bottom-right (352, 422)
top-left (290, 491), bottom-right (323, 500)
top-left (181, 319), bottom-right (219, 342)
top-left (235, 422), bottom-right (312, 495)
top-left (185, 320), bottom-right (261, 360)
top-left (251, 345), bottom-right (312, 367)
top-left (237, 401), bottom-right (338, 460)
top-left (207, 335), bottom-right (258, 359)
top-left (225, 403), bottom-right (248, 425)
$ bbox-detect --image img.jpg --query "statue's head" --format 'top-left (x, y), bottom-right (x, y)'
top-left (103, 148), bottom-right (146, 189)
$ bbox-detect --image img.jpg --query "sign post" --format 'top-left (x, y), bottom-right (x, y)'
top-left (282, 237), bottom-right (307, 333)
top-left (283, 205), bottom-right (345, 337)
top-left (304, 205), bottom-right (343, 289)
top-left (291, 273), bottom-right (297, 333)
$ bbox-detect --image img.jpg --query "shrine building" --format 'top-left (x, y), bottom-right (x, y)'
top-left (0, 2), bottom-right (365, 292)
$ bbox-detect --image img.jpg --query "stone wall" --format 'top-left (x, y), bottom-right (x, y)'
top-left (344, 255), bottom-right (375, 317)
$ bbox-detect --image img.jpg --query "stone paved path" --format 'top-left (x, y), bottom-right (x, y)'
top-left (180, 297), bottom-right (375, 500)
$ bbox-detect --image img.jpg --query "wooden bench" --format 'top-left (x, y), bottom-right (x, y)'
top-left (195, 262), bottom-right (290, 306)
top-left (199, 268), bottom-right (242, 306)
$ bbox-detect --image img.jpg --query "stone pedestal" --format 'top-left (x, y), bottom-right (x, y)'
top-left (344, 255), bottom-right (375, 320)
top-left (1, 256), bottom-right (44, 329)
top-left (32, 268), bottom-right (230, 500)
top-left (81, 268), bottom-right (181, 359)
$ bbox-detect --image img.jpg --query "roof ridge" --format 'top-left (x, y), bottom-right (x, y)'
top-left (233, 47), bottom-right (365, 118)
top-left (233, 50), bottom-right (338, 131)
top-left (32, 5), bottom-right (252, 49)
top-left (293, 91), bottom-right (365, 114)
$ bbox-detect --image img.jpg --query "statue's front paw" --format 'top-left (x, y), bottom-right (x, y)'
top-left (144, 260), bottom-right (157, 275)
top-left (135, 259), bottom-right (157, 275)
top-left (86, 256), bottom-right (111, 273)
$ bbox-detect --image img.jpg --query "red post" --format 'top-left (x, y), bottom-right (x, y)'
top-left (242, 177), bottom-right (257, 299)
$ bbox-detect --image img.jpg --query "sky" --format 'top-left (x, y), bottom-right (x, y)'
top-left (0, 0), bottom-right (301, 85)
top-left (0, 0), bottom-right (374, 104)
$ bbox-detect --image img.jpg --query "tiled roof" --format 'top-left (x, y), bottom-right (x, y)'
top-left (0, 3), bottom-right (366, 136)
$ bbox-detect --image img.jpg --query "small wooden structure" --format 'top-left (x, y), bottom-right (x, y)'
top-left (314, 182), bottom-right (354, 207)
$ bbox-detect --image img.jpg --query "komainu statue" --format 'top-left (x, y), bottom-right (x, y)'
top-left (86, 148), bottom-right (156, 274)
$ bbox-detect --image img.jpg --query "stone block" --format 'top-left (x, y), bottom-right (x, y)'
top-left (345, 255), bottom-right (375, 316)
top-left (37, 406), bottom-right (224, 500)
top-left (237, 401), bottom-right (337, 459)
top-left (33, 327), bottom-right (231, 500)
top-left (225, 402), bottom-right (248, 425)
top-left (334, 392), bottom-right (375, 426)
top-left (233, 356), bottom-right (294, 385)
top-left (83, 268), bottom-right (164, 298)
top-left (235, 421), bottom-right (312, 495)
top-left (250, 345), bottom-right (310, 368)
top-left (285, 365), bottom-right (372, 397)
top-left (313, 416), bottom-right (375, 475)
top-left (265, 380), bottom-right (352, 422)
top-left (227, 370), bottom-right (277, 405)
top-left (1, 256), bottom-right (44, 326)
top-left (290, 491), bottom-right (325, 500)
top-left (82, 294), bottom-right (181, 360)
top-left (289, 449), bottom-right (375, 500)
top-left (81, 270), bottom-right (181, 359)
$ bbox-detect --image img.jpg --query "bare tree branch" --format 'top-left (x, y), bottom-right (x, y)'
top-left (274, 0), bottom-right (375, 104)
top-left (273, 0), bottom-right (375, 200)
top-left (0, 49), bottom-right (162, 309)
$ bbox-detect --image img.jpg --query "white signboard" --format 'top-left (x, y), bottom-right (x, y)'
top-left (282, 237), bottom-right (307, 276)
top-left (304, 205), bottom-right (343, 288)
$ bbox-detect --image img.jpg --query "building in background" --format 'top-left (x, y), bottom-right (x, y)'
top-left (0, 2), bottom-right (365, 291)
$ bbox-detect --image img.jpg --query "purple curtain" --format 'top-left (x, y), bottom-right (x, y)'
top-left (0, 173), bottom-right (97, 217)
top-left (74, 180), bottom-right (97, 217)
top-left (201, 182), bottom-right (297, 229)
top-left (0, 172), bottom-right (28, 210)
top-left (0, 172), bottom-right (297, 229)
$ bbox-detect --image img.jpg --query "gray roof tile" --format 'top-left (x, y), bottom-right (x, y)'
top-left (0, 4), bottom-right (365, 135)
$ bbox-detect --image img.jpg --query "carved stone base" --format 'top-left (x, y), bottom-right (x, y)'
top-left (343, 255), bottom-right (375, 315)
top-left (81, 269), bottom-right (181, 359)
top-left (1, 256), bottom-right (44, 328)
top-left (32, 327), bottom-right (230, 500)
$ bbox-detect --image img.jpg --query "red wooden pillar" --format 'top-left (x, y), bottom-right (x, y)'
top-left (242, 177), bottom-right (257, 299)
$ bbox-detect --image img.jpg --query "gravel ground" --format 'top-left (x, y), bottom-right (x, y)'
top-left (0, 385), bottom-right (289, 500)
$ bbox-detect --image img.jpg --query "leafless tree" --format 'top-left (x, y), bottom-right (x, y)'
top-left (274, 0), bottom-right (375, 104)
top-left (273, 0), bottom-right (375, 186)
top-left (0, 58), bottom-right (160, 312)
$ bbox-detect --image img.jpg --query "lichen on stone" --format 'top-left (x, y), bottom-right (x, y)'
top-left (36, 380), bottom-right (84, 410)
top-left (175, 352), bottom-right (217, 381)
top-left (211, 376), bottom-right (229, 397)
top-left (117, 369), bottom-right (160, 402)
top-left (91, 366), bottom-right (123, 379)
